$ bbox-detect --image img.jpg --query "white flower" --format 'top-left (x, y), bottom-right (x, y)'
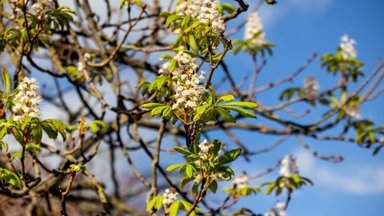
top-left (233, 174), bottom-right (249, 189)
top-left (162, 188), bottom-right (178, 206)
top-left (340, 34), bottom-right (357, 59)
top-left (158, 62), bottom-right (170, 74)
top-left (276, 202), bottom-right (286, 209)
top-left (194, 173), bottom-right (203, 183)
top-left (32, 0), bottom-right (55, 19)
top-left (197, 0), bottom-right (225, 31)
top-left (345, 104), bottom-right (361, 119)
top-left (265, 211), bottom-right (277, 216)
top-left (279, 154), bottom-right (299, 178)
top-left (303, 76), bottom-right (319, 100)
top-left (77, 61), bottom-right (86, 72)
top-left (198, 139), bottom-right (211, 153)
top-left (265, 202), bottom-right (287, 216)
top-left (245, 12), bottom-right (266, 47)
top-left (172, 64), bottom-right (206, 111)
top-left (176, 0), bottom-right (225, 32)
top-left (12, 77), bottom-right (42, 121)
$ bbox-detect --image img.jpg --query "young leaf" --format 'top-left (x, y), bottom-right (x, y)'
top-left (169, 200), bottom-right (181, 216)
top-left (217, 95), bottom-right (235, 103)
top-left (0, 168), bottom-right (23, 190)
top-left (186, 164), bottom-right (194, 178)
top-left (1, 68), bottom-right (10, 94)
top-left (141, 103), bottom-right (164, 110)
top-left (220, 106), bottom-right (256, 118)
top-left (89, 120), bottom-right (108, 133)
top-left (265, 182), bottom-right (276, 195)
top-left (166, 163), bottom-right (184, 172)
top-left (146, 196), bottom-right (163, 211)
top-left (217, 148), bottom-right (241, 165)
top-left (208, 180), bottom-right (218, 193)
top-left (188, 34), bottom-right (199, 53)
top-left (216, 107), bottom-right (236, 123)
top-left (174, 147), bottom-right (191, 156)
top-left (0, 141), bottom-right (8, 152)
top-left (224, 101), bottom-right (258, 109)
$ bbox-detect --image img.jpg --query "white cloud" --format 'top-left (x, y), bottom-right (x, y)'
top-left (296, 149), bottom-right (384, 195)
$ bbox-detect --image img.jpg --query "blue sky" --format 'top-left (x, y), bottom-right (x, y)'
top-left (218, 0), bottom-right (384, 215)
top-left (36, 0), bottom-right (384, 215)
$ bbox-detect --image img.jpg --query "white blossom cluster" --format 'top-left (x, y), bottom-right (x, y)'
top-left (176, 0), bottom-right (225, 31)
top-left (176, 0), bottom-right (200, 18)
top-left (174, 50), bottom-right (198, 69)
top-left (233, 174), bottom-right (249, 189)
top-left (12, 77), bottom-right (42, 121)
top-left (158, 62), bottom-right (171, 75)
top-left (265, 202), bottom-right (287, 216)
top-left (303, 76), bottom-right (319, 100)
top-left (340, 35), bottom-right (357, 59)
top-left (279, 154), bottom-right (299, 178)
top-left (32, 0), bottom-right (55, 19)
top-left (198, 0), bottom-right (225, 31)
top-left (171, 50), bottom-right (206, 111)
top-left (162, 188), bottom-right (178, 206)
top-left (345, 104), bottom-right (361, 119)
top-left (172, 70), bottom-right (205, 110)
top-left (198, 139), bottom-right (211, 154)
top-left (244, 12), bottom-right (266, 47)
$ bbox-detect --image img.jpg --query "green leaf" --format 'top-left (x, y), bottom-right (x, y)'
top-left (30, 125), bottom-right (43, 143)
top-left (0, 125), bottom-right (7, 139)
top-left (0, 168), bottom-right (23, 190)
top-left (169, 59), bottom-right (177, 72)
top-left (162, 106), bottom-right (172, 120)
top-left (0, 141), bottom-right (8, 152)
top-left (208, 180), bottom-right (218, 193)
top-left (174, 147), bottom-right (191, 156)
top-left (186, 164), bottom-right (194, 178)
top-left (220, 3), bottom-right (236, 13)
top-left (51, 119), bottom-right (68, 141)
top-left (180, 175), bottom-right (192, 190)
top-left (216, 107), bottom-right (236, 123)
top-left (141, 103), bottom-right (164, 110)
top-left (193, 104), bottom-right (210, 122)
top-left (1, 68), bottom-right (10, 94)
top-left (169, 200), bottom-right (181, 216)
top-left (166, 163), bottom-right (184, 172)
top-left (69, 164), bottom-right (85, 172)
top-left (89, 120), bottom-right (108, 133)
top-left (146, 195), bottom-right (163, 211)
top-left (265, 182), bottom-right (276, 195)
top-left (224, 101), bottom-right (258, 109)
top-left (217, 95), bottom-right (235, 103)
top-left (373, 144), bottom-right (384, 156)
top-left (166, 14), bottom-right (179, 27)
top-left (217, 148), bottom-right (241, 165)
top-left (188, 34), bottom-right (199, 53)
top-left (220, 105), bottom-right (256, 118)
top-left (41, 121), bottom-right (58, 140)
top-left (151, 105), bottom-right (168, 116)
